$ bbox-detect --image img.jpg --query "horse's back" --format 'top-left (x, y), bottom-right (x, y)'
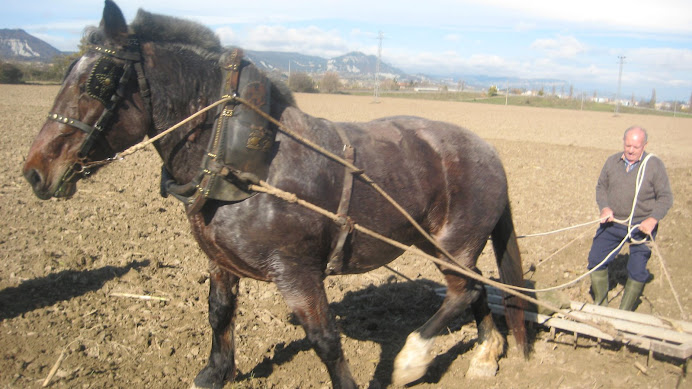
top-left (264, 109), bottom-right (509, 271)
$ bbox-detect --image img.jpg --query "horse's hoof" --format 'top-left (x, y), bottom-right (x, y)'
top-left (392, 333), bottom-right (433, 386)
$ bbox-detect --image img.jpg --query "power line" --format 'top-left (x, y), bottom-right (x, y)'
top-left (615, 56), bottom-right (626, 115)
top-left (374, 31), bottom-right (383, 103)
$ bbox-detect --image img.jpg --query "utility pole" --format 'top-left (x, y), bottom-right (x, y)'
top-left (374, 31), bottom-right (383, 103)
top-left (615, 56), bottom-right (625, 115)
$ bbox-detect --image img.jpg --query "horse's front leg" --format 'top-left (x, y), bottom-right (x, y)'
top-left (275, 264), bottom-right (356, 389)
top-left (192, 265), bottom-right (239, 389)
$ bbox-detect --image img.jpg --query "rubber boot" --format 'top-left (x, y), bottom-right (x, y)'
top-left (590, 269), bottom-right (609, 306)
top-left (619, 278), bottom-right (645, 311)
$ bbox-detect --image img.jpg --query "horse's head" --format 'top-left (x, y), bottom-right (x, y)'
top-left (23, 0), bottom-right (152, 199)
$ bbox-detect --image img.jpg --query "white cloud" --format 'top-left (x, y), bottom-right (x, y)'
top-left (243, 25), bottom-right (351, 58)
top-left (625, 47), bottom-right (692, 73)
top-left (530, 35), bottom-right (588, 59)
top-left (215, 27), bottom-right (236, 46)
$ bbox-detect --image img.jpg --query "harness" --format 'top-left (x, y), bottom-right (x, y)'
top-left (50, 43), bottom-right (357, 273)
top-left (161, 48), bottom-right (276, 215)
top-left (46, 38), bottom-right (151, 197)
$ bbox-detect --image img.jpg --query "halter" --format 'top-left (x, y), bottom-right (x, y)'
top-left (47, 38), bottom-right (151, 197)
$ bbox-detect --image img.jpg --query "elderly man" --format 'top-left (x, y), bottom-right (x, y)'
top-left (587, 126), bottom-right (673, 311)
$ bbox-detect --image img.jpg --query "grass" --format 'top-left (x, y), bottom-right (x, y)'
top-left (348, 90), bottom-right (692, 118)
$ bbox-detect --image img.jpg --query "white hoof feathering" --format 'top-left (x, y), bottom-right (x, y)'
top-left (392, 332), bottom-right (434, 386)
top-left (466, 330), bottom-right (504, 378)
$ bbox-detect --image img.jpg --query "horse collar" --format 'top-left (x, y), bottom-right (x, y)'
top-left (162, 49), bottom-right (276, 215)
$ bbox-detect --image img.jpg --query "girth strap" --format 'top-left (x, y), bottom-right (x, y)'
top-left (326, 126), bottom-right (356, 275)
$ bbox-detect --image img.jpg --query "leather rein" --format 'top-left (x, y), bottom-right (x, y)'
top-left (47, 38), bottom-right (151, 197)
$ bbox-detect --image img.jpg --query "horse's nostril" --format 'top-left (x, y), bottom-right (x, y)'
top-left (24, 168), bottom-right (42, 188)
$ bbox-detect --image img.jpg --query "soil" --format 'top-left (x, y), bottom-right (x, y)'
top-left (1, 85), bottom-right (690, 388)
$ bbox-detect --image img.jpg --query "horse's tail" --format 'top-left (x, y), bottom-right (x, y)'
top-left (490, 203), bottom-right (529, 358)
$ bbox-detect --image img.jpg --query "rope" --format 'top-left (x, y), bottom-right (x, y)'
top-left (517, 217), bottom-right (604, 238)
top-left (249, 180), bottom-right (619, 337)
top-left (82, 96), bottom-right (234, 170)
top-left (508, 155), bottom-right (655, 294)
top-left (83, 93), bottom-right (684, 322)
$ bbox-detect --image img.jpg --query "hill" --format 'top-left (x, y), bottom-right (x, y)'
top-left (0, 29), bottom-right (64, 62)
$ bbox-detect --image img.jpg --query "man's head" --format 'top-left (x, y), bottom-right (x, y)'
top-left (623, 126), bottom-right (648, 163)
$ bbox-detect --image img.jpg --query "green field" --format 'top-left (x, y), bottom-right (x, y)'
top-left (351, 90), bottom-right (692, 118)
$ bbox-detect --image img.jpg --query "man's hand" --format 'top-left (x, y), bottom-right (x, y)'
top-left (638, 217), bottom-right (658, 236)
top-left (600, 207), bottom-right (614, 223)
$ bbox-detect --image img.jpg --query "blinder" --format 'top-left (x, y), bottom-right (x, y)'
top-left (86, 56), bottom-right (125, 106)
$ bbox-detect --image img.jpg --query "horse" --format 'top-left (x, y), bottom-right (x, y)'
top-left (22, 1), bottom-right (528, 388)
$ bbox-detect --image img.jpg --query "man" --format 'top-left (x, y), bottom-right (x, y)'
top-left (587, 126), bottom-right (673, 311)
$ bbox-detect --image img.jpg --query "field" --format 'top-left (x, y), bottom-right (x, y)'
top-left (1, 84), bottom-right (690, 388)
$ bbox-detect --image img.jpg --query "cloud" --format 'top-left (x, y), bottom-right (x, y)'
top-left (530, 35), bottom-right (588, 58)
top-left (243, 25), bottom-right (352, 58)
top-left (625, 47), bottom-right (692, 73)
top-left (214, 27), bottom-right (236, 45)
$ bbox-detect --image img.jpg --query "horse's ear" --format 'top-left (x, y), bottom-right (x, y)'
top-left (100, 0), bottom-right (128, 44)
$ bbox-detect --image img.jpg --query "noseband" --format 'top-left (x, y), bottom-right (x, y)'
top-left (47, 38), bottom-right (151, 196)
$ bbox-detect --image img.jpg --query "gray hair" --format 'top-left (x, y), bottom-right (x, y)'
top-left (624, 126), bottom-right (648, 142)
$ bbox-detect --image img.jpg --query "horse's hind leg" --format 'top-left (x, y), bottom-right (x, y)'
top-left (274, 265), bottom-right (356, 389)
top-left (392, 265), bottom-right (493, 385)
top-left (192, 266), bottom-right (239, 389)
top-left (465, 284), bottom-right (505, 378)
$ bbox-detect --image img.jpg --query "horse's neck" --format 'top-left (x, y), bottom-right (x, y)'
top-left (146, 47), bottom-right (223, 184)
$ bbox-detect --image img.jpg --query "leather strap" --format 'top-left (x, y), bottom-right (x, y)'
top-left (186, 48), bottom-right (244, 215)
top-left (326, 126), bottom-right (356, 275)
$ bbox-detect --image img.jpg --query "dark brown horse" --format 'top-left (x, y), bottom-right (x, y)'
top-left (23, 1), bottom-right (527, 388)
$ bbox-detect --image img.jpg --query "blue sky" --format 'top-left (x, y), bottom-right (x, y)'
top-left (3, 0), bottom-right (691, 101)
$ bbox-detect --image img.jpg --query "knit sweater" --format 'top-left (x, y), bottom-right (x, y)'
top-left (596, 151), bottom-right (673, 224)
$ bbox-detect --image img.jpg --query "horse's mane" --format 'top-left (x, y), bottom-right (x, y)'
top-left (131, 9), bottom-right (222, 55)
top-left (84, 9), bottom-right (296, 111)
top-left (131, 9), bottom-right (295, 107)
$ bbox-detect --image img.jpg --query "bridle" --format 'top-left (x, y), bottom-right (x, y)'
top-left (47, 38), bottom-right (151, 197)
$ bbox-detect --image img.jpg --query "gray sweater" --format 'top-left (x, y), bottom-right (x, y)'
top-left (596, 151), bottom-right (673, 224)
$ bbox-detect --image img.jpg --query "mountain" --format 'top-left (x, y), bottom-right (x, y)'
top-left (244, 50), bottom-right (327, 74)
top-left (244, 50), bottom-right (406, 80)
top-left (327, 52), bottom-right (405, 79)
top-left (0, 29), bottom-right (64, 62)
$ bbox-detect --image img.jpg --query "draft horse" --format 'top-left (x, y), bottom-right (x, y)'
top-left (23, 1), bottom-right (528, 387)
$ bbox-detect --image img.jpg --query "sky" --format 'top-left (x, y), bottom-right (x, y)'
top-left (3, 0), bottom-right (692, 101)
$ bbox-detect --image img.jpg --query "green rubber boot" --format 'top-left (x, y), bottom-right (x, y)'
top-left (590, 269), bottom-right (609, 306)
top-left (619, 278), bottom-right (645, 311)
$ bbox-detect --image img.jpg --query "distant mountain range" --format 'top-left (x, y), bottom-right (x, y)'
top-left (1, 29), bottom-right (570, 92)
top-left (244, 50), bottom-right (406, 80)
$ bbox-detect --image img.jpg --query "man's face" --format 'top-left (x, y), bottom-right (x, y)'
top-left (623, 129), bottom-right (647, 163)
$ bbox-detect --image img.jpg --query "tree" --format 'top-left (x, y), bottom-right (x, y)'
top-left (318, 72), bottom-right (341, 93)
top-left (288, 72), bottom-right (316, 93)
top-left (650, 88), bottom-right (656, 109)
top-left (569, 85), bottom-right (574, 99)
top-left (488, 85), bottom-right (498, 97)
top-left (0, 62), bottom-right (23, 84)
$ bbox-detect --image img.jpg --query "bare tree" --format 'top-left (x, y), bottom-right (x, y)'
top-left (318, 72), bottom-right (341, 93)
top-left (650, 88), bottom-right (656, 109)
top-left (288, 72), bottom-right (316, 93)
